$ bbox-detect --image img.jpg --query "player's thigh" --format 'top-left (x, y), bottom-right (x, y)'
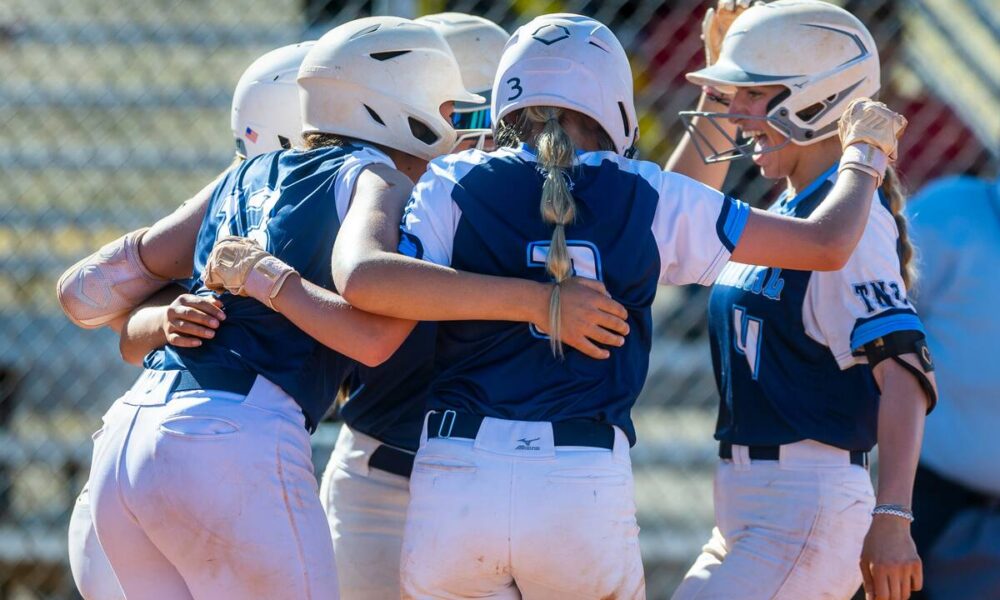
top-left (401, 439), bottom-right (514, 599)
top-left (68, 484), bottom-right (124, 600)
top-left (126, 394), bottom-right (338, 599)
top-left (773, 469), bottom-right (873, 599)
top-left (326, 462), bottom-right (409, 600)
top-left (88, 407), bottom-right (193, 600)
top-left (513, 448), bottom-right (644, 600)
top-left (695, 464), bottom-right (872, 600)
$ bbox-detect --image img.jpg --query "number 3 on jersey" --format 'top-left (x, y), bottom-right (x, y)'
top-left (733, 305), bottom-right (763, 380)
top-left (526, 240), bottom-right (603, 339)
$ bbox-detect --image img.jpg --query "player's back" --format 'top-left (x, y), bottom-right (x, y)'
top-left (149, 143), bottom-right (393, 429)
top-left (402, 144), bottom-right (738, 444)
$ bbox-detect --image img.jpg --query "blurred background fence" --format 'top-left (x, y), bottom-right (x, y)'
top-left (0, 0), bottom-right (996, 597)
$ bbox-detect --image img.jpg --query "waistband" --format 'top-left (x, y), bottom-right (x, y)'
top-left (171, 368), bottom-right (257, 396)
top-left (368, 444), bottom-right (415, 478)
top-left (719, 441), bottom-right (868, 467)
top-left (427, 410), bottom-right (615, 450)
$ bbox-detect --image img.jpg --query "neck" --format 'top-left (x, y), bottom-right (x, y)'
top-left (785, 137), bottom-right (842, 195)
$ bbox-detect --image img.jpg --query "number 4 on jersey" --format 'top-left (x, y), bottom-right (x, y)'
top-left (733, 305), bottom-right (763, 380)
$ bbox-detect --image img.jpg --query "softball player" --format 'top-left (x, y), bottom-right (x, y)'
top-left (209, 13), bottom-right (908, 598)
top-left (76, 19), bottom-right (486, 599)
top-left (669, 2), bottom-right (937, 599)
top-left (61, 42), bottom-right (314, 600)
top-left (316, 13), bottom-right (511, 600)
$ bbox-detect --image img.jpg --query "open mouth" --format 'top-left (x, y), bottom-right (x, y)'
top-left (742, 128), bottom-right (770, 157)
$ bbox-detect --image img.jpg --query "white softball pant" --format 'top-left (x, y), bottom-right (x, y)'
top-left (320, 425), bottom-right (410, 600)
top-left (400, 413), bottom-right (645, 600)
top-left (69, 483), bottom-right (124, 600)
top-left (88, 369), bottom-right (339, 600)
top-left (672, 440), bottom-right (875, 600)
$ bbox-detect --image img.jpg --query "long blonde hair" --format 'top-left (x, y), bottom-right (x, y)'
top-left (882, 166), bottom-right (916, 289)
top-left (525, 106), bottom-right (579, 358)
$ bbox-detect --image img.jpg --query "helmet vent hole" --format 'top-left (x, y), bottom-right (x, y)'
top-left (617, 102), bottom-right (630, 138)
top-left (350, 24), bottom-right (381, 40)
top-left (409, 117), bottom-right (439, 145)
top-left (278, 135), bottom-right (291, 149)
top-left (370, 50), bottom-right (411, 61)
top-left (796, 102), bottom-right (825, 123)
top-left (273, 75), bottom-right (280, 82)
top-left (588, 40), bottom-right (609, 53)
top-left (364, 104), bottom-right (386, 126)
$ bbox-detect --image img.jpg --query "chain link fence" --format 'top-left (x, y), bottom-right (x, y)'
top-left (0, 0), bottom-right (995, 597)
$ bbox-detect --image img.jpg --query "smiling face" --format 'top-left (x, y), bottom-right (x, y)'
top-left (726, 84), bottom-right (799, 180)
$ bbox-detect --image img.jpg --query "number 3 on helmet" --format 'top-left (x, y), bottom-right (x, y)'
top-left (492, 14), bottom-right (639, 158)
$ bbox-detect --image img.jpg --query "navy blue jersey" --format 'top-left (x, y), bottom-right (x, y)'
top-left (146, 144), bottom-right (394, 430)
top-left (708, 164), bottom-right (926, 451)
top-left (400, 145), bottom-right (749, 444)
top-left (337, 322), bottom-right (436, 451)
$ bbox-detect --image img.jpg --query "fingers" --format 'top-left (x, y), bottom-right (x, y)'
top-left (719, 0), bottom-right (737, 11)
top-left (165, 331), bottom-right (206, 348)
top-left (566, 278), bottom-right (628, 320)
top-left (874, 570), bottom-right (891, 600)
top-left (911, 561), bottom-right (923, 591)
top-left (562, 335), bottom-right (609, 360)
top-left (860, 560), bottom-right (875, 600)
top-left (175, 295), bottom-right (226, 322)
top-left (168, 303), bottom-right (222, 330)
top-left (591, 308), bottom-right (629, 337)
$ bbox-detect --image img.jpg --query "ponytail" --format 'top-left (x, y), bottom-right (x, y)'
top-left (882, 166), bottom-right (916, 289)
top-left (525, 106), bottom-right (578, 358)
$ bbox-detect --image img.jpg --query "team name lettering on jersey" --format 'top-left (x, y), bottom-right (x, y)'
top-left (852, 280), bottom-right (909, 314)
top-left (716, 263), bottom-right (785, 301)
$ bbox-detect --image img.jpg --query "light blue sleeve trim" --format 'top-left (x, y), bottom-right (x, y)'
top-left (850, 313), bottom-right (926, 350)
top-left (722, 198), bottom-right (751, 251)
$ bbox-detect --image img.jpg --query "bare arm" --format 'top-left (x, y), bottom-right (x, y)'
top-left (732, 169), bottom-right (878, 270)
top-left (119, 287), bottom-right (226, 365)
top-left (331, 166), bottom-right (630, 358)
top-left (118, 286), bottom-right (186, 365)
top-left (139, 168), bottom-right (230, 279)
top-left (859, 356), bottom-right (932, 600)
top-left (270, 275), bottom-right (414, 367)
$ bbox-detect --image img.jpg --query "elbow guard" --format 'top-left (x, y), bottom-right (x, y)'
top-left (863, 330), bottom-right (938, 413)
top-left (56, 228), bottom-right (168, 328)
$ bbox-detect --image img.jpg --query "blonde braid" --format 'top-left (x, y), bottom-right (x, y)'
top-left (526, 106), bottom-right (578, 358)
top-left (882, 166), bottom-right (916, 289)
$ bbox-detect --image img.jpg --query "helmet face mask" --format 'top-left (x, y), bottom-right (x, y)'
top-left (679, 110), bottom-right (794, 163)
top-left (683, 0), bottom-right (880, 164)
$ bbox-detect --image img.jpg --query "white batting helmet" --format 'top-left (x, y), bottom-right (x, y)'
top-left (416, 13), bottom-right (509, 147)
top-left (492, 14), bottom-right (638, 157)
top-left (684, 0), bottom-right (880, 160)
top-left (298, 16), bottom-right (484, 161)
top-left (231, 42), bottom-right (313, 159)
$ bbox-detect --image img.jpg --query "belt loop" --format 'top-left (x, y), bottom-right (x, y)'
top-left (733, 444), bottom-right (751, 471)
top-left (438, 410), bottom-right (456, 439)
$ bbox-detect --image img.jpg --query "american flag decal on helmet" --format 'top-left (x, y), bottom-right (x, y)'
top-left (245, 127), bottom-right (258, 143)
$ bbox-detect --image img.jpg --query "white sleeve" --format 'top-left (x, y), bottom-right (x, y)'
top-left (398, 159), bottom-right (462, 266)
top-left (653, 171), bottom-right (750, 286)
top-left (803, 194), bottom-right (925, 369)
top-left (333, 147), bottom-right (396, 222)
